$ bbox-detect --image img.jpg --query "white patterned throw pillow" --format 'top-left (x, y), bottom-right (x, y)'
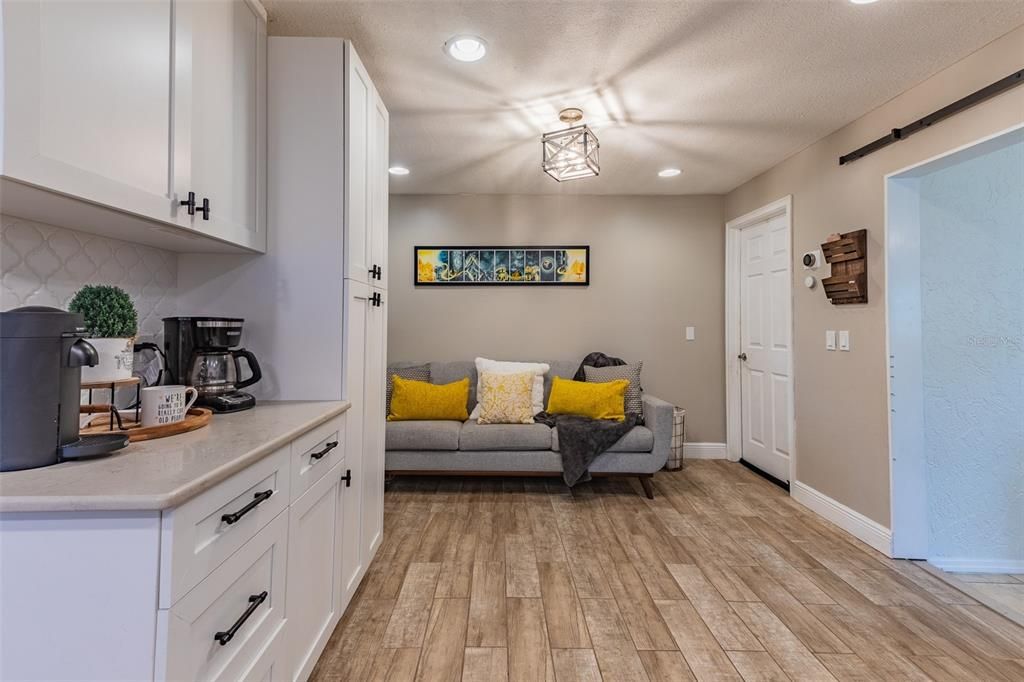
top-left (469, 357), bottom-right (549, 420)
top-left (477, 371), bottom-right (536, 424)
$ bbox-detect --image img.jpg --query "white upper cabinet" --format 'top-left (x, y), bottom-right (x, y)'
top-left (369, 90), bottom-right (390, 289)
top-left (344, 43), bottom-right (373, 284)
top-left (0, 0), bottom-right (267, 253)
top-left (174, 0), bottom-right (266, 252)
top-left (343, 43), bottom-right (389, 287)
top-left (1, 0), bottom-right (176, 223)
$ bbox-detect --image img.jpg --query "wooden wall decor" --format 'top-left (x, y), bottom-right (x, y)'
top-left (821, 229), bottom-right (867, 304)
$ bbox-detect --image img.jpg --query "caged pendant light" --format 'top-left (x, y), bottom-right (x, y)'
top-left (541, 108), bottom-right (600, 182)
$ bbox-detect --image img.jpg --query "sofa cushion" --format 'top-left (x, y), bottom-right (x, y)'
top-left (386, 420), bottom-right (462, 451)
top-left (552, 425), bottom-right (654, 453)
top-left (460, 421), bottom-right (553, 451)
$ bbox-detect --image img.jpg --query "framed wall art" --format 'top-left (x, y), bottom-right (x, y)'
top-left (414, 246), bottom-right (590, 286)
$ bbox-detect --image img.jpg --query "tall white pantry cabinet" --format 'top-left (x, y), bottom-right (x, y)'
top-left (262, 36), bottom-right (389, 591)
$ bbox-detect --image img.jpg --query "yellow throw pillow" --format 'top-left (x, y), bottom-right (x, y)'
top-left (477, 371), bottom-right (535, 424)
top-left (546, 376), bottom-right (628, 421)
top-left (388, 376), bottom-right (470, 421)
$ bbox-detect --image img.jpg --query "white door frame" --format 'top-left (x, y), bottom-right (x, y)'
top-left (884, 122), bottom-right (1024, 559)
top-left (724, 195), bottom-right (795, 484)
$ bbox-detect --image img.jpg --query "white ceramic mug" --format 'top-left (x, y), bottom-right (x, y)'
top-left (140, 385), bottom-right (198, 428)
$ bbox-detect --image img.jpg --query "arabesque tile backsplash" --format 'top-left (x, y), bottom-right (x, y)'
top-left (1, 214), bottom-right (178, 339)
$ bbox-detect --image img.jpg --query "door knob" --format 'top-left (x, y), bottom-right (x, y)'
top-left (738, 353), bottom-right (748, 361)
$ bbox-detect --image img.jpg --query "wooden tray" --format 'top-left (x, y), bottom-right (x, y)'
top-left (80, 407), bottom-right (212, 442)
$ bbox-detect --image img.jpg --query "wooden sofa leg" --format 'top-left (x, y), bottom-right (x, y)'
top-left (638, 475), bottom-right (655, 499)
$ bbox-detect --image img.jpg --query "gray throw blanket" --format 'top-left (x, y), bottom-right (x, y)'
top-left (536, 412), bottom-right (639, 486)
top-left (573, 351), bottom-right (626, 381)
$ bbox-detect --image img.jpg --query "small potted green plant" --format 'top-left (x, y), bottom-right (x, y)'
top-left (68, 285), bottom-right (139, 383)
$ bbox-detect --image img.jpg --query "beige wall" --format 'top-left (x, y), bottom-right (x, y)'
top-left (724, 25), bottom-right (1024, 526)
top-left (388, 194), bottom-right (727, 442)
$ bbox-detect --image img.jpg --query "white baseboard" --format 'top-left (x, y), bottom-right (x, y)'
top-left (683, 442), bottom-right (728, 459)
top-left (928, 557), bottom-right (1024, 574)
top-left (791, 481), bottom-right (893, 557)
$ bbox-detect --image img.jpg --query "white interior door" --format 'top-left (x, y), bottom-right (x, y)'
top-left (739, 215), bottom-right (793, 482)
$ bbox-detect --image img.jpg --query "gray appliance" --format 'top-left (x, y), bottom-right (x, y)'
top-left (0, 306), bottom-right (129, 472)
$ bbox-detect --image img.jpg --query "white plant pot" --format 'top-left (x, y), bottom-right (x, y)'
top-left (80, 337), bottom-right (135, 384)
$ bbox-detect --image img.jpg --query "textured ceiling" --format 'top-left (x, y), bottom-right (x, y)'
top-left (264, 0), bottom-right (1024, 195)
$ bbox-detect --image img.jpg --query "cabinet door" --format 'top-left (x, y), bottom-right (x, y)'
top-left (175, 0), bottom-right (266, 252)
top-left (1, 0), bottom-right (176, 223)
top-left (286, 466), bottom-right (342, 682)
top-left (344, 42), bottom-right (373, 284)
top-left (338, 280), bottom-right (370, 606)
top-left (362, 285), bottom-right (387, 561)
top-left (369, 89), bottom-right (390, 289)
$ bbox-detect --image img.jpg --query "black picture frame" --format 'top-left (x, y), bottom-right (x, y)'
top-left (413, 245), bottom-right (591, 286)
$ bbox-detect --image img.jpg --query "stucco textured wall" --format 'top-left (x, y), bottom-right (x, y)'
top-left (920, 139), bottom-right (1023, 563)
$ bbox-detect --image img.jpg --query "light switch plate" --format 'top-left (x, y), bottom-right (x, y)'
top-left (839, 330), bottom-right (850, 351)
top-left (826, 330), bottom-right (837, 351)
top-left (685, 326), bottom-right (695, 341)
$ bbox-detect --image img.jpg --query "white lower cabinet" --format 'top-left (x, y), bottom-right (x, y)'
top-left (160, 512), bottom-right (288, 682)
top-left (153, 413), bottom-right (354, 682)
top-left (0, 411), bottom-right (364, 682)
top-left (285, 463), bottom-right (344, 682)
top-left (362, 286), bottom-right (387, 559)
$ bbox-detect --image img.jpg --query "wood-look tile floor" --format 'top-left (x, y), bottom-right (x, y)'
top-left (309, 461), bottom-right (1024, 681)
top-left (943, 571), bottom-right (1024, 627)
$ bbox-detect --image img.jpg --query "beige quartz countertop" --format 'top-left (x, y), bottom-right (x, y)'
top-left (0, 401), bottom-right (350, 513)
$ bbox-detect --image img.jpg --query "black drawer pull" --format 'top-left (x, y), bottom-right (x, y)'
top-left (310, 441), bottom-right (339, 461)
top-left (221, 490), bottom-right (273, 525)
top-left (214, 591), bottom-right (268, 646)
top-left (341, 469), bottom-right (352, 488)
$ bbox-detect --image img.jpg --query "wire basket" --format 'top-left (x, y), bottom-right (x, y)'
top-left (667, 407), bottom-right (686, 471)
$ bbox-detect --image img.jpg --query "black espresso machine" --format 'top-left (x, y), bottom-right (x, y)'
top-left (163, 317), bottom-right (262, 413)
top-left (0, 306), bottom-right (129, 471)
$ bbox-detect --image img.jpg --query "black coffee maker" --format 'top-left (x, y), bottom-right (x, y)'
top-left (163, 317), bottom-right (262, 413)
top-left (0, 307), bottom-right (129, 471)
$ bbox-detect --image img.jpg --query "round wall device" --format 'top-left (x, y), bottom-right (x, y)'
top-left (804, 276), bottom-right (817, 289)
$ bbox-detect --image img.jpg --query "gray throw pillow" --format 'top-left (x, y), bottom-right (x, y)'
top-left (386, 365), bottom-right (430, 415)
top-left (584, 362), bottom-right (643, 418)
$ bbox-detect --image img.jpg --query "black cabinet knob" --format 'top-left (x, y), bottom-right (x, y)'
top-left (199, 197), bottom-right (211, 221)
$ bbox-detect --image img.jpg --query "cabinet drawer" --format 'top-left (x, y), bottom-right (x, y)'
top-left (160, 447), bottom-right (290, 607)
top-left (289, 415), bottom-right (345, 501)
top-left (161, 510), bottom-right (288, 682)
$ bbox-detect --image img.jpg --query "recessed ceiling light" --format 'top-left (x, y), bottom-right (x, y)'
top-left (388, 166), bottom-right (410, 176)
top-left (658, 168), bottom-right (682, 178)
top-left (444, 35), bottom-right (487, 62)
top-left (849, 0), bottom-right (879, 4)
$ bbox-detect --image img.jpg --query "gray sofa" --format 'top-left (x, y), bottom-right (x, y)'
top-left (385, 360), bottom-right (673, 497)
